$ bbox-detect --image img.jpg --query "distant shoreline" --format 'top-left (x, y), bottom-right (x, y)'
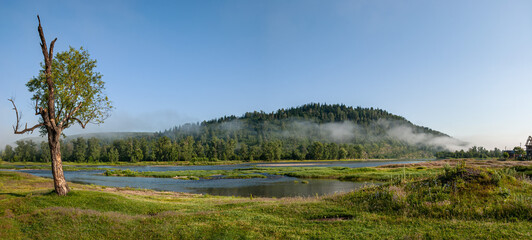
top-left (0, 158), bottom-right (433, 168)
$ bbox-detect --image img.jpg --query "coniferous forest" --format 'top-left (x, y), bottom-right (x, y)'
top-left (0, 103), bottom-right (502, 162)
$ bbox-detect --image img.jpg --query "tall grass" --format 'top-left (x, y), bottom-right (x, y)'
top-left (331, 163), bottom-right (532, 221)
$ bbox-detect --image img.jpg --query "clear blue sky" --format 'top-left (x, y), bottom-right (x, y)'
top-left (1, 0), bottom-right (531, 149)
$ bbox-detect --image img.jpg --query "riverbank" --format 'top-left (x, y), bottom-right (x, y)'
top-left (0, 159), bottom-right (426, 172)
top-left (101, 158), bottom-right (532, 182)
top-left (0, 158), bottom-right (432, 168)
top-left (1, 162), bottom-right (531, 239)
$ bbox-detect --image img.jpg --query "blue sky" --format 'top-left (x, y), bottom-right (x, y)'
top-left (1, 0), bottom-right (531, 149)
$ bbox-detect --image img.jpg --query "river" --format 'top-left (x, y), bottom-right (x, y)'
top-left (18, 160), bottom-right (427, 198)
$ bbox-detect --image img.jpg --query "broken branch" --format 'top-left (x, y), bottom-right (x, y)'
top-left (8, 98), bottom-right (45, 134)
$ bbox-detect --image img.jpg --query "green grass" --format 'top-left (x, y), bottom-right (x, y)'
top-left (513, 165), bottom-right (532, 178)
top-left (103, 166), bottom-right (441, 182)
top-left (103, 169), bottom-right (267, 180)
top-left (0, 162), bottom-right (111, 171)
top-left (332, 163), bottom-right (532, 221)
top-left (262, 166), bottom-right (441, 181)
top-left (1, 163), bottom-right (531, 239)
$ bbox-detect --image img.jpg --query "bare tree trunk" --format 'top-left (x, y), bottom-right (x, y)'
top-left (48, 130), bottom-right (69, 195)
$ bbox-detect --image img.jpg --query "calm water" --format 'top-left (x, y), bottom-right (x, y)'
top-left (18, 160), bottom-right (427, 198)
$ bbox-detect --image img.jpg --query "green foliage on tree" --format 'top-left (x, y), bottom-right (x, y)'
top-left (108, 147), bottom-right (119, 163)
top-left (155, 136), bottom-right (173, 161)
top-left (14, 140), bottom-right (38, 162)
top-left (40, 142), bottom-right (51, 162)
top-left (72, 137), bottom-right (87, 162)
top-left (435, 146), bottom-right (503, 159)
top-left (26, 47), bottom-right (112, 134)
top-left (503, 152), bottom-right (510, 159)
top-left (514, 147), bottom-right (525, 156)
top-left (87, 138), bottom-right (101, 162)
top-left (514, 147), bottom-right (526, 160)
top-left (2, 145), bottom-right (15, 162)
top-left (308, 142), bottom-right (324, 160)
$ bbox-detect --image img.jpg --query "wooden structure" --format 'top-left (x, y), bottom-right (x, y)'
top-left (526, 136), bottom-right (532, 158)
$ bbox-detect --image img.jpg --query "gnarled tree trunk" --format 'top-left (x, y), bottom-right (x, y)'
top-left (48, 130), bottom-right (69, 195)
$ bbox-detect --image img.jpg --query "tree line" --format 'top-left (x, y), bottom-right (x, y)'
top-left (1, 103), bottom-right (452, 162)
top-left (434, 146), bottom-right (503, 159)
top-left (2, 137), bottom-right (515, 163)
top-left (0, 136), bottom-right (435, 163)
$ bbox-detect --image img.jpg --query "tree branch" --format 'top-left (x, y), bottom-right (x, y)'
top-left (37, 15), bottom-right (58, 131)
top-left (59, 102), bottom-right (83, 129)
top-left (37, 15), bottom-right (49, 65)
top-left (49, 38), bottom-right (57, 61)
top-left (8, 98), bottom-right (45, 134)
top-left (71, 117), bottom-right (90, 129)
top-left (33, 97), bottom-right (43, 115)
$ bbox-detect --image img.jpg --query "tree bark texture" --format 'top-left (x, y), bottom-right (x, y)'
top-left (48, 130), bottom-right (69, 195)
top-left (38, 15), bottom-right (69, 196)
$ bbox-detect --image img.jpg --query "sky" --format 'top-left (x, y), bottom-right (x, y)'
top-left (1, 0), bottom-right (531, 150)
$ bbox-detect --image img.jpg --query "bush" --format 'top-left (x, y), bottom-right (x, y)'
top-left (438, 162), bottom-right (500, 188)
top-left (512, 166), bottom-right (532, 177)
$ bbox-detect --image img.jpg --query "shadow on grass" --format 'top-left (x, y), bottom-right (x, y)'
top-left (0, 192), bottom-right (27, 197)
top-left (0, 189), bottom-right (56, 198)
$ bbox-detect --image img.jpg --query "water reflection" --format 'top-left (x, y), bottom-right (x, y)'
top-left (17, 160), bottom-right (426, 197)
top-left (192, 179), bottom-right (377, 198)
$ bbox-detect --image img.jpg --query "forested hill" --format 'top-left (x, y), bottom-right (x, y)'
top-left (158, 103), bottom-right (456, 160)
top-left (205, 103), bottom-right (441, 133)
top-left (162, 103), bottom-right (448, 141)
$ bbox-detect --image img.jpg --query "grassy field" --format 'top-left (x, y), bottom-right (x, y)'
top-left (103, 166), bottom-right (442, 181)
top-left (0, 164), bottom-right (110, 172)
top-left (1, 160), bottom-right (531, 239)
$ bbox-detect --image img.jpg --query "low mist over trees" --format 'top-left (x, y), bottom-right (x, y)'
top-left (435, 146), bottom-right (503, 159)
top-left (2, 104), bottom-right (474, 162)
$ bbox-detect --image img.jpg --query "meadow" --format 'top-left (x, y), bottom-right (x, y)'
top-left (1, 159), bottom-right (531, 239)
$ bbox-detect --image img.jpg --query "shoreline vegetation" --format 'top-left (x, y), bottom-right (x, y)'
top-left (102, 166), bottom-right (441, 182)
top-left (0, 158), bottom-right (420, 171)
top-left (0, 159), bottom-right (531, 239)
top-left (2, 157), bottom-right (525, 169)
top-left (0, 157), bottom-right (422, 166)
top-left (101, 159), bottom-right (532, 182)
